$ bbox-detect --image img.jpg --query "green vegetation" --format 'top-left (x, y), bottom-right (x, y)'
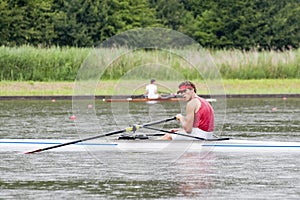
top-left (0, 0), bottom-right (300, 50)
top-left (212, 49), bottom-right (300, 79)
top-left (0, 46), bottom-right (299, 81)
top-left (0, 46), bottom-right (89, 81)
top-left (1, 1), bottom-right (299, 94)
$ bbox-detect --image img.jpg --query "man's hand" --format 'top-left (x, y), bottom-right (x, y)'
top-left (176, 114), bottom-right (183, 121)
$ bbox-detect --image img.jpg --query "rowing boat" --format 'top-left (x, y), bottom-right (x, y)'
top-left (103, 98), bottom-right (216, 103)
top-left (2, 117), bottom-right (298, 154)
top-left (1, 138), bottom-right (300, 153)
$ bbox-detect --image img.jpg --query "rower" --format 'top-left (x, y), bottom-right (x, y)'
top-left (161, 81), bottom-right (214, 140)
top-left (145, 79), bottom-right (160, 99)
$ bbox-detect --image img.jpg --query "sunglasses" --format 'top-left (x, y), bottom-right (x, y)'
top-left (177, 89), bottom-right (190, 94)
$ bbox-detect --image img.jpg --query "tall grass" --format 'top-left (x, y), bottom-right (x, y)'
top-left (0, 46), bottom-right (299, 81)
top-left (0, 46), bottom-right (89, 81)
top-left (213, 48), bottom-right (300, 79)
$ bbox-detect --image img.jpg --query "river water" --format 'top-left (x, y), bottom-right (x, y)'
top-left (0, 98), bottom-right (299, 199)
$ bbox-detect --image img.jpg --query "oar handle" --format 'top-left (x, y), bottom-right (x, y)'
top-left (142, 116), bottom-right (176, 127)
top-left (144, 126), bottom-right (205, 140)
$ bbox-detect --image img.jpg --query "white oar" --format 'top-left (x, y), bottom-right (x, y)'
top-left (24, 117), bottom-right (176, 154)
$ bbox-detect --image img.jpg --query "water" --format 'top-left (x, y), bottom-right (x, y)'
top-left (0, 98), bottom-right (300, 199)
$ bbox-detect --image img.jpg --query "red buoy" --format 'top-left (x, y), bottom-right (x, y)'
top-left (70, 115), bottom-right (76, 120)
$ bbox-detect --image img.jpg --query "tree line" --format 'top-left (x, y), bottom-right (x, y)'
top-left (1, 0), bottom-right (300, 50)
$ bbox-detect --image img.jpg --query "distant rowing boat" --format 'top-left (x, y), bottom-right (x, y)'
top-left (103, 97), bottom-right (217, 103)
top-left (1, 139), bottom-right (300, 153)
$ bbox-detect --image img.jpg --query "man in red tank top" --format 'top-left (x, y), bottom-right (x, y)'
top-left (161, 81), bottom-right (214, 140)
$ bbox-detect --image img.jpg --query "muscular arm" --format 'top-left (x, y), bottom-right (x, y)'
top-left (184, 102), bottom-right (195, 132)
top-left (178, 99), bottom-right (200, 133)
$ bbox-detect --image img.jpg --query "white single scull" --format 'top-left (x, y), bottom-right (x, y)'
top-left (1, 138), bottom-right (300, 153)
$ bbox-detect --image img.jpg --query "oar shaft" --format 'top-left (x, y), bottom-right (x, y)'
top-left (25, 129), bottom-right (126, 154)
top-left (143, 126), bottom-right (231, 141)
top-left (24, 116), bottom-right (177, 154)
top-left (24, 139), bottom-right (84, 154)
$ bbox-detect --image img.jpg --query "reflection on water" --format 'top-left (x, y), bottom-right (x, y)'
top-left (0, 98), bottom-right (300, 199)
top-left (0, 150), bottom-right (217, 199)
top-left (223, 98), bottom-right (300, 141)
top-left (0, 100), bottom-right (76, 139)
top-left (2, 150), bottom-right (299, 199)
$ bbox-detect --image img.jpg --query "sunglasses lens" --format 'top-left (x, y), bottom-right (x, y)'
top-left (177, 89), bottom-right (187, 94)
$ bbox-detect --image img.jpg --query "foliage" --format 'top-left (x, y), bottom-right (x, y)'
top-left (0, 0), bottom-right (300, 49)
top-left (1, 0), bottom-right (300, 81)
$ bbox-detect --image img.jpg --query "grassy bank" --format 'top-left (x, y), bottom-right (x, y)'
top-left (0, 79), bottom-right (299, 96)
top-left (0, 46), bottom-right (300, 81)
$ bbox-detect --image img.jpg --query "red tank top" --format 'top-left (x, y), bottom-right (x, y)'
top-left (193, 97), bottom-right (214, 131)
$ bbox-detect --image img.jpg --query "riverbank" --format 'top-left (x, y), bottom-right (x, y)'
top-left (0, 79), bottom-right (299, 97)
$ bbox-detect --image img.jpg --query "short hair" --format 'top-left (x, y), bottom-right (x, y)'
top-left (150, 79), bottom-right (155, 84)
top-left (178, 81), bottom-right (197, 93)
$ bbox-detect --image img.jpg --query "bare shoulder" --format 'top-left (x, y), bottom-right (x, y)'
top-left (187, 98), bottom-right (200, 108)
top-left (187, 97), bottom-right (201, 112)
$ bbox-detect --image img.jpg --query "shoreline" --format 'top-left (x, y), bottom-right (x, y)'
top-left (0, 79), bottom-right (299, 97)
top-left (0, 94), bottom-right (299, 101)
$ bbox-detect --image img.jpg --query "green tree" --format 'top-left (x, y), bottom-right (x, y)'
top-left (52, 0), bottom-right (93, 47)
top-left (99, 0), bottom-right (159, 43)
top-left (52, 0), bottom-right (159, 47)
top-left (184, 0), bottom-right (300, 50)
top-left (0, 0), bottom-right (57, 46)
top-left (267, 1), bottom-right (300, 49)
top-left (1, 0), bottom-right (300, 49)
top-left (149, 0), bottom-right (189, 30)
top-left (187, 0), bottom-right (258, 49)
top-left (24, 0), bottom-right (56, 46)
top-left (0, 0), bottom-right (27, 46)
top-left (0, 0), bottom-right (11, 45)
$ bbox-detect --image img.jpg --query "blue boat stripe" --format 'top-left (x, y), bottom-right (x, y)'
top-left (1, 141), bottom-right (300, 148)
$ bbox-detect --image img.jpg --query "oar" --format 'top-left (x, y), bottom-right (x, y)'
top-left (142, 116), bottom-right (176, 127)
top-left (24, 116), bottom-right (176, 154)
top-left (143, 126), bottom-right (231, 141)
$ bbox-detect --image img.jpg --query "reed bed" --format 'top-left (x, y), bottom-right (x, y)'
top-left (0, 46), bottom-right (299, 81)
top-left (0, 46), bottom-right (89, 81)
top-left (212, 48), bottom-right (300, 79)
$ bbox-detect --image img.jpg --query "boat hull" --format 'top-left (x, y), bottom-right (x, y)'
top-left (1, 139), bottom-right (300, 153)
